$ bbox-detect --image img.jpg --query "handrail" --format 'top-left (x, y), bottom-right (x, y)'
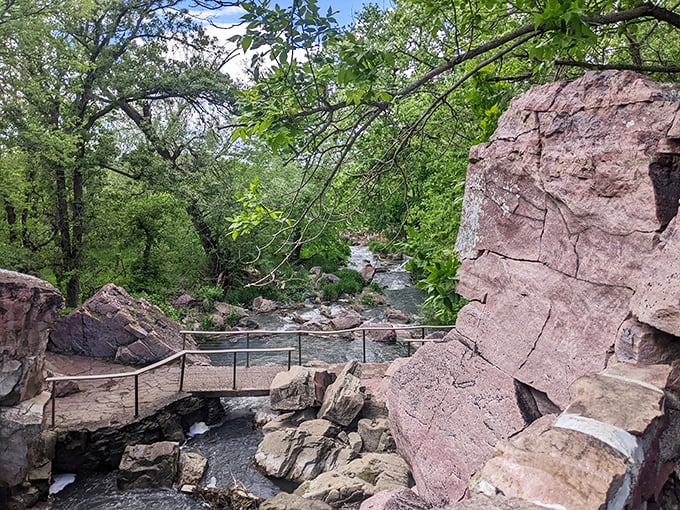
top-left (47, 324), bottom-right (453, 428)
top-left (46, 346), bottom-right (296, 428)
top-left (180, 324), bottom-right (454, 337)
top-left (181, 324), bottom-right (453, 363)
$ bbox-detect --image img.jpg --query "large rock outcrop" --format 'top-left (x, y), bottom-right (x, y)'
top-left (49, 284), bottom-right (197, 365)
top-left (0, 270), bottom-right (63, 405)
top-left (0, 270), bottom-right (63, 509)
top-left (388, 71), bottom-right (680, 505)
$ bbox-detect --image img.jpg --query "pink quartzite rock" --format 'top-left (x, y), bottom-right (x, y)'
top-left (389, 71), bottom-right (680, 506)
top-left (388, 341), bottom-right (529, 505)
top-left (0, 270), bottom-right (63, 405)
top-left (49, 284), bottom-right (198, 365)
top-left (359, 488), bottom-right (429, 510)
top-left (471, 364), bottom-right (673, 509)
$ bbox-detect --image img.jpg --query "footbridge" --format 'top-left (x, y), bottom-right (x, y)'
top-left (45, 325), bottom-right (452, 429)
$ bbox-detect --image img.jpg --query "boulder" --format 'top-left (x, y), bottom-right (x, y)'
top-left (331, 310), bottom-right (363, 330)
top-left (358, 418), bottom-right (395, 453)
top-left (0, 270), bottom-right (63, 405)
top-left (117, 441), bottom-right (180, 490)
top-left (254, 418), bottom-right (356, 482)
top-left (364, 323), bottom-right (397, 344)
top-left (471, 363), bottom-right (673, 509)
top-left (177, 447), bottom-right (207, 487)
top-left (295, 453), bottom-right (411, 507)
top-left (321, 273), bottom-right (341, 284)
top-left (442, 496), bottom-right (548, 510)
top-left (49, 284), bottom-right (198, 365)
top-left (270, 366), bottom-right (335, 411)
top-left (389, 71), bottom-right (680, 505)
top-left (318, 361), bottom-right (365, 426)
top-left (0, 392), bottom-right (54, 490)
top-left (384, 309), bottom-right (409, 323)
top-left (252, 296), bottom-right (280, 313)
top-left (360, 265), bottom-right (376, 283)
top-left (615, 318), bottom-right (680, 365)
top-left (261, 493), bottom-right (332, 510)
top-left (360, 488), bottom-right (430, 510)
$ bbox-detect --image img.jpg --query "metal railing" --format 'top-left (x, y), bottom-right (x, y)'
top-left (45, 346), bottom-right (295, 428)
top-left (46, 324), bottom-right (453, 428)
top-left (181, 324), bottom-right (453, 365)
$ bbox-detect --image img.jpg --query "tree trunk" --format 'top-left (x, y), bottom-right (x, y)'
top-left (186, 201), bottom-right (224, 282)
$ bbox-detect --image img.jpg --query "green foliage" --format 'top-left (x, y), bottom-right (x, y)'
top-left (195, 285), bottom-right (225, 305)
top-left (415, 256), bottom-right (466, 325)
top-left (320, 269), bottom-right (365, 301)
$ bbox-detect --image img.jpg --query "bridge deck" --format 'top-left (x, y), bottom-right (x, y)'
top-left (46, 352), bottom-right (393, 432)
top-left (182, 365), bottom-right (286, 397)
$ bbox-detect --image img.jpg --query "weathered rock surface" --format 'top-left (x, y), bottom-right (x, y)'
top-left (49, 284), bottom-right (198, 365)
top-left (294, 453), bottom-right (411, 507)
top-left (254, 418), bottom-right (356, 482)
top-left (317, 361), bottom-right (365, 426)
top-left (270, 366), bottom-right (335, 411)
top-left (389, 71), bottom-right (680, 505)
top-left (177, 447), bottom-right (207, 487)
top-left (0, 393), bottom-right (54, 492)
top-left (360, 488), bottom-right (429, 510)
top-left (0, 270), bottom-right (62, 509)
top-left (260, 492), bottom-right (332, 510)
top-left (0, 270), bottom-right (63, 405)
top-left (117, 441), bottom-right (180, 490)
top-left (358, 418), bottom-right (395, 453)
top-left (471, 364), bottom-right (672, 509)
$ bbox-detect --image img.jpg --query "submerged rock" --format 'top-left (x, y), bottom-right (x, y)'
top-left (117, 441), bottom-right (180, 490)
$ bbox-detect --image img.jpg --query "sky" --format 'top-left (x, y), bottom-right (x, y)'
top-left (183, 1), bottom-right (389, 81)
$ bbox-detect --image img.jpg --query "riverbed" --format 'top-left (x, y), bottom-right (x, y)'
top-left (50, 246), bottom-right (422, 509)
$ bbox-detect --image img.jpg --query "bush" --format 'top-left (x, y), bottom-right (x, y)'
top-left (320, 268), bottom-right (364, 300)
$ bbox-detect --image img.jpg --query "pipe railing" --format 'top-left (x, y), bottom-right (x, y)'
top-left (47, 324), bottom-right (452, 429)
top-left (181, 324), bottom-right (453, 364)
top-left (45, 346), bottom-right (295, 428)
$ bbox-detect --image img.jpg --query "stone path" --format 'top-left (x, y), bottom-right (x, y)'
top-left (45, 353), bottom-right (390, 432)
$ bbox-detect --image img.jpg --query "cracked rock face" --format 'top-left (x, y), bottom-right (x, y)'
top-left (389, 71), bottom-right (680, 505)
top-left (48, 284), bottom-right (197, 365)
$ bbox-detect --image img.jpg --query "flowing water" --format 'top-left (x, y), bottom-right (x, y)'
top-left (51, 246), bottom-right (423, 509)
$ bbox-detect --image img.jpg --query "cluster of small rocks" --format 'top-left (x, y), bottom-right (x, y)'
top-left (254, 360), bottom-right (411, 509)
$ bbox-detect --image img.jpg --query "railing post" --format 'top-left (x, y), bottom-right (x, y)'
top-left (407, 341), bottom-right (411, 356)
top-left (362, 329), bottom-right (366, 363)
top-left (287, 350), bottom-right (292, 370)
top-left (51, 381), bottom-right (56, 428)
top-left (232, 352), bottom-right (237, 390)
top-left (179, 353), bottom-right (186, 392)
top-left (421, 327), bottom-right (425, 339)
top-left (182, 333), bottom-right (186, 350)
top-left (298, 332), bottom-right (302, 366)
top-left (246, 333), bottom-right (250, 368)
top-left (134, 375), bottom-right (139, 417)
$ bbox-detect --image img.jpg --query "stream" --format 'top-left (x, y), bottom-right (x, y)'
top-left (50, 246), bottom-right (423, 509)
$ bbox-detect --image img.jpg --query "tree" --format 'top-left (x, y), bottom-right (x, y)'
top-left (231, 0), bottom-right (680, 246)
top-left (0, 0), bottom-right (235, 306)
